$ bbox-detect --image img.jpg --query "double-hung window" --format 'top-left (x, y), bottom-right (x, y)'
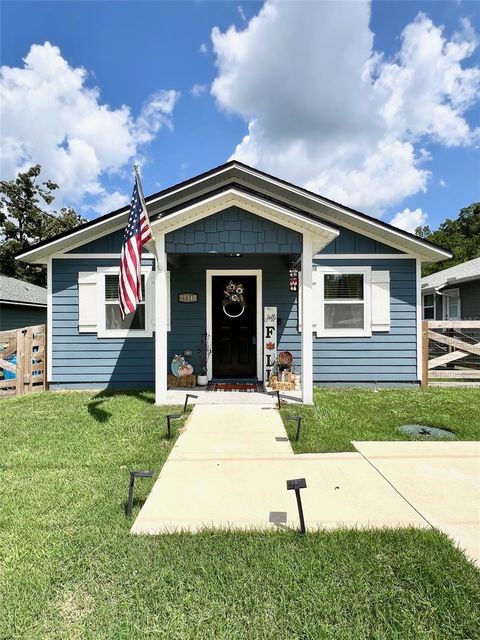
top-left (422, 293), bottom-right (435, 320)
top-left (97, 266), bottom-right (153, 338)
top-left (314, 267), bottom-right (371, 337)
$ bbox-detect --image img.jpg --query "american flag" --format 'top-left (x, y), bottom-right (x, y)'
top-left (119, 171), bottom-right (153, 319)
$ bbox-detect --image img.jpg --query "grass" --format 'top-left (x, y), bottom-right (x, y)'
top-left (281, 387), bottom-right (480, 453)
top-left (1, 389), bottom-right (479, 639)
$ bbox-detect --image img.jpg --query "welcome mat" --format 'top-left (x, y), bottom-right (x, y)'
top-left (208, 382), bottom-right (261, 392)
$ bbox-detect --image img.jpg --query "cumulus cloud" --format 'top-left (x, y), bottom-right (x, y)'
top-left (389, 207), bottom-right (427, 233)
top-left (211, 2), bottom-right (480, 215)
top-left (0, 42), bottom-right (180, 212)
top-left (190, 83), bottom-right (208, 97)
top-left (199, 43), bottom-right (208, 55)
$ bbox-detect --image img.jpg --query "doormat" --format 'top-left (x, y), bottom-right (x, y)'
top-left (208, 382), bottom-right (260, 392)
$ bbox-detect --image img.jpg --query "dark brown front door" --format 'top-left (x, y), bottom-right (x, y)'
top-left (211, 275), bottom-right (257, 378)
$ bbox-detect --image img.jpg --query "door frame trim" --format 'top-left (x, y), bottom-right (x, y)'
top-left (206, 269), bottom-right (263, 380)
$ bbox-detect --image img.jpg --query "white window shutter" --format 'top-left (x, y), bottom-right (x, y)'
top-left (371, 270), bottom-right (390, 332)
top-left (78, 271), bottom-right (98, 332)
top-left (312, 269), bottom-right (321, 337)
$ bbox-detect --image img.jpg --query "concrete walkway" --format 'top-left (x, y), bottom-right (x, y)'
top-left (131, 404), bottom-right (479, 564)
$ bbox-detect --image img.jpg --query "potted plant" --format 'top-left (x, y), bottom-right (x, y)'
top-left (197, 331), bottom-right (211, 386)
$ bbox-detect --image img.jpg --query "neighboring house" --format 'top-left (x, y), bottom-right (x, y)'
top-left (421, 257), bottom-right (480, 321)
top-left (17, 162), bottom-right (450, 403)
top-left (0, 274), bottom-right (47, 331)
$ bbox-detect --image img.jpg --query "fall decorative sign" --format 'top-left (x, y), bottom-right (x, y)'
top-left (263, 306), bottom-right (277, 382)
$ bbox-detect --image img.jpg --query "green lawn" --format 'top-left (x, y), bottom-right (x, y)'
top-left (281, 387), bottom-right (480, 453)
top-left (1, 390), bottom-right (479, 639)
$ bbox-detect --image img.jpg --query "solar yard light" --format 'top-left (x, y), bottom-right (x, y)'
top-left (268, 389), bottom-right (282, 409)
top-left (166, 413), bottom-right (182, 439)
top-left (287, 415), bottom-right (303, 442)
top-left (286, 477), bottom-right (307, 534)
top-left (183, 393), bottom-right (198, 412)
top-left (127, 470), bottom-right (153, 517)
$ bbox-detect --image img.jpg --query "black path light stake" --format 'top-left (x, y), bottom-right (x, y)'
top-left (286, 478), bottom-right (307, 534)
top-left (166, 413), bottom-right (182, 439)
top-left (183, 393), bottom-right (198, 413)
top-left (287, 415), bottom-right (303, 442)
top-left (268, 389), bottom-right (282, 409)
top-left (127, 470), bottom-right (153, 517)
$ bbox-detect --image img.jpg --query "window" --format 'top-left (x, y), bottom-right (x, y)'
top-left (105, 274), bottom-right (146, 330)
top-left (314, 267), bottom-right (371, 337)
top-left (324, 273), bottom-right (365, 329)
top-left (423, 293), bottom-right (435, 320)
top-left (97, 266), bottom-right (153, 338)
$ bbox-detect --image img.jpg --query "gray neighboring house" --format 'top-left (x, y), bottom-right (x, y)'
top-left (421, 257), bottom-right (480, 321)
top-left (0, 274), bottom-right (47, 330)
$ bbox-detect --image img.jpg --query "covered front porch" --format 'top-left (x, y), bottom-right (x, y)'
top-left (151, 189), bottom-right (339, 405)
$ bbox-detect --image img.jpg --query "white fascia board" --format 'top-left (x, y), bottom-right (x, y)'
top-left (17, 161), bottom-right (450, 265)
top-left (0, 300), bottom-right (47, 308)
top-left (232, 164), bottom-right (452, 262)
top-left (152, 188), bottom-right (339, 255)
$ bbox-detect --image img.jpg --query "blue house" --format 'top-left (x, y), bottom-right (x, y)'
top-left (17, 162), bottom-right (451, 403)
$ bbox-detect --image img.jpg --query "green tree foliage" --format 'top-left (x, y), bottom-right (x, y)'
top-left (0, 165), bottom-right (86, 286)
top-left (416, 202), bottom-right (480, 276)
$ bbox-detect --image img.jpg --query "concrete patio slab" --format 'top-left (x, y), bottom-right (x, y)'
top-left (353, 441), bottom-right (480, 565)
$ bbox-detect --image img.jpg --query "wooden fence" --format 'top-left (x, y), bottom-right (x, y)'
top-left (0, 324), bottom-right (47, 397)
top-left (422, 320), bottom-right (480, 387)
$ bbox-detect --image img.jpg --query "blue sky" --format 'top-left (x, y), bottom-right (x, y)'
top-left (1, 0), bottom-right (479, 232)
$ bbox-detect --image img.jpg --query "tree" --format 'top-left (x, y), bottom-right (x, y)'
top-left (0, 165), bottom-right (86, 286)
top-left (415, 202), bottom-right (480, 276)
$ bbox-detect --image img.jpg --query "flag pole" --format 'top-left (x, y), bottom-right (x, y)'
top-left (134, 163), bottom-right (157, 259)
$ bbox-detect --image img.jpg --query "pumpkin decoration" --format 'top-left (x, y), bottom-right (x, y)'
top-left (171, 354), bottom-right (194, 377)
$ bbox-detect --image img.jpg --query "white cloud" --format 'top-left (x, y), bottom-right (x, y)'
top-left (93, 190), bottom-right (128, 215)
top-left (211, 2), bottom-right (480, 215)
top-left (389, 207), bottom-right (427, 233)
top-left (199, 43), bottom-right (208, 55)
top-left (0, 42), bottom-right (180, 213)
top-left (190, 83), bottom-right (208, 97)
top-left (440, 178), bottom-right (448, 187)
top-left (238, 5), bottom-right (247, 22)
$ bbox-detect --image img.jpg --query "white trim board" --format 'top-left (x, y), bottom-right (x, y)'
top-left (17, 163), bottom-right (450, 264)
top-left (0, 300), bottom-right (47, 308)
top-left (47, 256), bottom-right (52, 383)
top-left (152, 188), bottom-right (339, 257)
top-left (52, 252), bottom-right (155, 259)
top-left (206, 269), bottom-right (263, 381)
top-left (315, 254), bottom-right (415, 260)
top-left (416, 258), bottom-right (422, 383)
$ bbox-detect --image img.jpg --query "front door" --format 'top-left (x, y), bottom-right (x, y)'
top-left (211, 275), bottom-right (257, 378)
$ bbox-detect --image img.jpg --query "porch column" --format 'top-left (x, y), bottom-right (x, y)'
top-left (301, 232), bottom-right (314, 404)
top-left (155, 232), bottom-right (168, 405)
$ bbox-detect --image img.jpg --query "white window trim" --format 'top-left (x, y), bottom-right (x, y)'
top-left (422, 292), bottom-right (436, 320)
top-left (442, 287), bottom-right (461, 321)
top-left (314, 266), bottom-right (372, 337)
top-left (96, 265), bottom-right (154, 338)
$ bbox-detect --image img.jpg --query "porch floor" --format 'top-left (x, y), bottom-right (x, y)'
top-left (165, 387), bottom-right (303, 405)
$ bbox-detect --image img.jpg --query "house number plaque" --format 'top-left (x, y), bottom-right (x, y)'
top-left (178, 292), bottom-right (198, 303)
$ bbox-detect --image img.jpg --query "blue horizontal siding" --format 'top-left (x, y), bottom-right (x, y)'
top-left (312, 258), bottom-right (417, 384)
top-left (51, 258), bottom-right (155, 388)
top-left (166, 207), bottom-right (302, 254)
top-left (168, 254), bottom-right (300, 377)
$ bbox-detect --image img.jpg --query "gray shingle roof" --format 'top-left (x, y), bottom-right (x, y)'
top-left (421, 257), bottom-right (480, 292)
top-left (0, 274), bottom-right (47, 306)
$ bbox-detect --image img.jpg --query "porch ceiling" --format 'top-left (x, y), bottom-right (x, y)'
top-left (152, 188), bottom-right (339, 256)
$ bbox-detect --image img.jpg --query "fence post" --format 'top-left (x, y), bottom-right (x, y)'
top-left (16, 329), bottom-right (25, 396)
top-left (25, 327), bottom-right (33, 393)
top-left (421, 320), bottom-right (429, 388)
